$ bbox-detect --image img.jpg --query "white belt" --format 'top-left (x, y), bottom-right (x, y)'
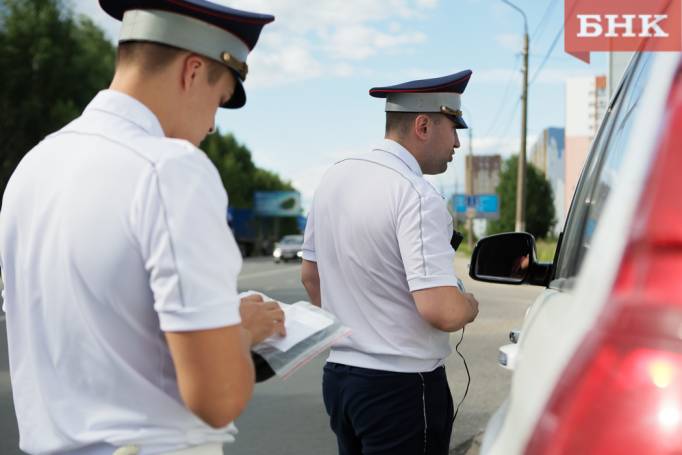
top-left (113, 443), bottom-right (223, 455)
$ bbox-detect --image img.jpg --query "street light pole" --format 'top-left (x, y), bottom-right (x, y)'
top-left (501, 0), bottom-right (529, 232)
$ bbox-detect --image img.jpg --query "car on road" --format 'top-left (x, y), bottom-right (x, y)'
top-left (469, 49), bottom-right (682, 454)
top-left (273, 235), bottom-right (304, 263)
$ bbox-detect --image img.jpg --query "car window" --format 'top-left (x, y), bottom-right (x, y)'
top-left (551, 52), bottom-right (653, 289)
top-left (281, 236), bottom-right (303, 244)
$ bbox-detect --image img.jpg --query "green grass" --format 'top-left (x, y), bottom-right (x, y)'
top-left (456, 241), bottom-right (473, 258)
top-left (456, 237), bottom-right (558, 262)
top-left (535, 238), bottom-right (558, 262)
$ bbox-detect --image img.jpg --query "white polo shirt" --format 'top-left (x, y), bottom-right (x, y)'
top-left (0, 90), bottom-right (243, 454)
top-left (302, 139), bottom-right (460, 373)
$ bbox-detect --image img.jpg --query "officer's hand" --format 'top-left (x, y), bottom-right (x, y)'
top-left (465, 293), bottom-right (479, 323)
top-left (239, 296), bottom-right (287, 346)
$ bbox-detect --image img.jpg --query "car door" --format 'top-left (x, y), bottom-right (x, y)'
top-left (481, 51), bottom-right (658, 455)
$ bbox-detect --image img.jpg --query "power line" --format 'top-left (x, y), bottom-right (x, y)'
top-left (528, 0), bottom-right (583, 87)
top-left (528, 23), bottom-right (564, 86)
top-left (531, 0), bottom-right (559, 41)
top-left (486, 0), bottom-right (564, 140)
top-left (482, 54), bottom-right (521, 138)
top-left (499, 98), bottom-right (521, 140)
top-left (527, 53), bottom-right (575, 63)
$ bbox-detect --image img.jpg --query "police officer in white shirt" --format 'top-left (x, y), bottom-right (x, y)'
top-left (301, 71), bottom-right (480, 455)
top-left (0, 1), bottom-right (284, 454)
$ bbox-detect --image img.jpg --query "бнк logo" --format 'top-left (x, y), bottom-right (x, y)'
top-left (565, 0), bottom-right (681, 62)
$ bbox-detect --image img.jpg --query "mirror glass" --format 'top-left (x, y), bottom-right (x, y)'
top-left (473, 233), bottom-right (534, 283)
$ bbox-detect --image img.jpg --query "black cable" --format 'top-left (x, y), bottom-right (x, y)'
top-left (528, 0), bottom-right (583, 87)
top-left (482, 54), bottom-right (521, 138)
top-left (531, 0), bottom-right (559, 42)
top-left (452, 326), bottom-right (471, 425)
top-left (528, 23), bottom-right (564, 87)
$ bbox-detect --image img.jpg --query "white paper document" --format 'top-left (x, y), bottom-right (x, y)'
top-left (261, 301), bottom-right (334, 352)
top-left (242, 291), bottom-right (351, 379)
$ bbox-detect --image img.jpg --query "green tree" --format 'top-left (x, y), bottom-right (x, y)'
top-left (200, 129), bottom-right (295, 208)
top-left (0, 0), bottom-right (299, 232)
top-left (0, 0), bottom-right (116, 204)
top-left (200, 129), bottom-right (300, 241)
top-left (487, 155), bottom-right (556, 239)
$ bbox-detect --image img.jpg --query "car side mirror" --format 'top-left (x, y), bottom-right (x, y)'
top-left (469, 232), bottom-right (552, 287)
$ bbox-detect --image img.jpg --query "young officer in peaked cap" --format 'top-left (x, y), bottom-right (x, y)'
top-left (0, 1), bottom-right (285, 454)
top-left (301, 71), bottom-right (480, 455)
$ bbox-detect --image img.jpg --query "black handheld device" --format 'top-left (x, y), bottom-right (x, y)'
top-left (450, 230), bottom-right (464, 251)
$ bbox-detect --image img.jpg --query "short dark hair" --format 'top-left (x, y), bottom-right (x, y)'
top-left (385, 112), bottom-right (441, 137)
top-left (116, 42), bottom-right (227, 85)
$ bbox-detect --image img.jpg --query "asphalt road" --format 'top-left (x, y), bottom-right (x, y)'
top-left (0, 256), bottom-right (541, 454)
top-left (231, 257), bottom-right (541, 455)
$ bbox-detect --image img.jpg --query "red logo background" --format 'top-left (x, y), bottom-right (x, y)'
top-left (565, 0), bottom-right (682, 62)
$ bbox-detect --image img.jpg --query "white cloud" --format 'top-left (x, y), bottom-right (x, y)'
top-left (236, 0), bottom-right (438, 87)
top-left (475, 67), bottom-right (602, 86)
top-left (472, 135), bottom-right (519, 155)
top-left (225, 0), bottom-right (422, 29)
top-left (476, 67), bottom-right (522, 84)
top-left (491, 2), bottom-right (512, 19)
top-left (331, 62), bottom-right (356, 77)
top-left (404, 68), bottom-right (437, 80)
top-left (246, 34), bottom-right (323, 88)
top-left (288, 146), bottom-right (359, 208)
top-left (326, 25), bottom-right (426, 61)
top-left (533, 68), bottom-right (603, 85)
top-left (495, 33), bottom-right (523, 52)
top-left (291, 164), bottom-right (330, 210)
top-left (416, 0), bottom-right (439, 7)
top-left (388, 22), bottom-right (402, 33)
top-left (471, 134), bottom-right (539, 156)
top-left (71, 0), bottom-right (439, 89)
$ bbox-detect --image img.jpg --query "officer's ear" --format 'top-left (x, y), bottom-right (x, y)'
top-left (180, 54), bottom-right (205, 91)
top-left (414, 114), bottom-right (431, 141)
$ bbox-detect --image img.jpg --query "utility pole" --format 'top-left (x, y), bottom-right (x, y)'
top-left (515, 31), bottom-right (529, 232)
top-left (501, 0), bottom-right (529, 232)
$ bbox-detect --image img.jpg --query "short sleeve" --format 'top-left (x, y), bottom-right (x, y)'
top-left (1, 270), bottom-right (5, 313)
top-left (302, 202), bottom-right (316, 262)
top-left (0, 259), bottom-right (4, 313)
top-left (396, 191), bottom-right (458, 291)
top-left (132, 148), bottom-right (243, 332)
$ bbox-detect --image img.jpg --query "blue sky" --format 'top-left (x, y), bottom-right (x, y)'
top-left (74, 0), bottom-right (607, 208)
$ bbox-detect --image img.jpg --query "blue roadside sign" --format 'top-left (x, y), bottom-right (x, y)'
top-left (451, 193), bottom-right (500, 220)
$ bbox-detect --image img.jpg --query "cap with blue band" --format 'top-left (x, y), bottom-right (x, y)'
top-left (100, 0), bottom-right (274, 109)
top-left (370, 70), bottom-right (473, 129)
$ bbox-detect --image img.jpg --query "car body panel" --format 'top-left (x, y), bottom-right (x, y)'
top-left (481, 52), bottom-right (679, 454)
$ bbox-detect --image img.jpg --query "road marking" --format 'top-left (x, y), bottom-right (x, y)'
top-left (239, 266), bottom-right (300, 281)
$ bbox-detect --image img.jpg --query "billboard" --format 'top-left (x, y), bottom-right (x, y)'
top-left (452, 194), bottom-right (500, 220)
top-left (254, 191), bottom-right (302, 217)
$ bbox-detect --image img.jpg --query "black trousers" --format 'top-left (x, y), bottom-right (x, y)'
top-left (322, 362), bottom-right (455, 455)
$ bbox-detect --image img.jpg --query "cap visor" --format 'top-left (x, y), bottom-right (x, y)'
top-left (222, 74), bottom-right (246, 109)
top-left (445, 115), bottom-right (468, 129)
